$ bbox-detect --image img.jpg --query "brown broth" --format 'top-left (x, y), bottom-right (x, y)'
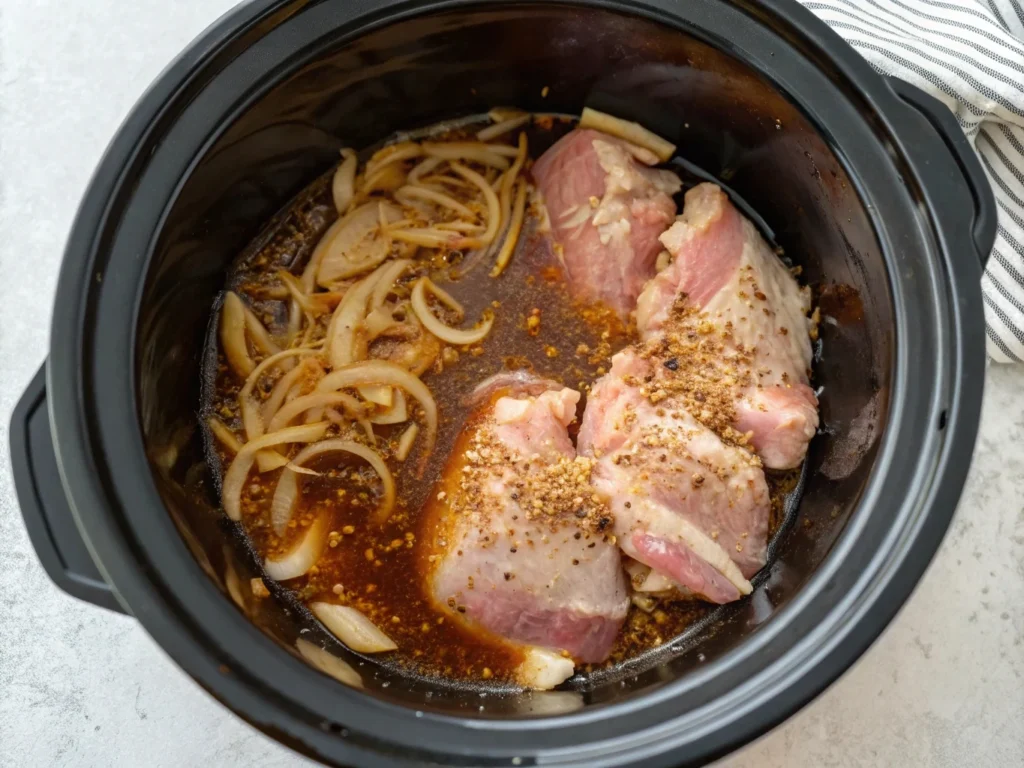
top-left (202, 120), bottom-right (803, 686)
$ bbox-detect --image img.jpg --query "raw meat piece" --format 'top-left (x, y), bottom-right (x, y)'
top-left (578, 349), bottom-right (771, 604)
top-left (426, 373), bottom-right (629, 672)
top-left (532, 128), bottom-right (680, 317)
top-left (636, 182), bottom-right (818, 469)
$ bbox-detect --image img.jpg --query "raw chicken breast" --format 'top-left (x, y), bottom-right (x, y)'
top-left (578, 349), bottom-right (770, 604)
top-left (636, 183), bottom-right (818, 469)
top-left (426, 373), bottom-right (629, 680)
top-left (532, 129), bottom-right (681, 317)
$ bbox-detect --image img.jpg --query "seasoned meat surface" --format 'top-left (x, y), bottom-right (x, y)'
top-left (532, 129), bottom-right (680, 317)
top-left (427, 373), bottom-right (629, 663)
top-left (636, 183), bottom-right (818, 469)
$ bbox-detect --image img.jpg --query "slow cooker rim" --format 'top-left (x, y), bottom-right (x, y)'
top-left (44, 0), bottom-right (986, 765)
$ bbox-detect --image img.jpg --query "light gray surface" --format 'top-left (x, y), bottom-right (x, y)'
top-left (0, 2), bottom-right (1022, 766)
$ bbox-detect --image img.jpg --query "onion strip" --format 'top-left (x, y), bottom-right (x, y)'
top-left (310, 602), bottom-right (397, 653)
top-left (411, 277), bottom-right (493, 346)
top-left (332, 148), bottom-right (358, 213)
top-left (396, 184), bottom-right (475, 218)
top-left (579, 107), bottom-right (676, 162)
top-left (222, 422), bottom-right (328, 521)
top-left (267, 392), bottom-right (366, 433)
top-left (316, 361), bottom-right (437, 467)
top-left (477, 114), bottom-right (530, 141)
top-left (365, 141), bottom-right (422, 177)
top-left (295, 639), bottom-right (363, 687)
top-left (208, 417), bottom-right (243, 453)
top-left (327, 261), bottom-right (404, 369)
top-left (262, 357), bottom-right (318, 425)
top-left (395, 423), bottom-right (419, 461)
top-left (220, 292), bottom-right (254, 377)
top-left (239, 348), bottom-right (317, 440)
top-left (491, 179), bottom-right (528, 277)
top-left (243, 306), bottom-right (281, 357)
top-left (450, 163), bottom-right (501, 245)
top-left (422, 142), bottom-right (511, 168)
top-left (407, 155), bottom-right (443, 183)
top-left (264, 513), bottom-right (329, 580)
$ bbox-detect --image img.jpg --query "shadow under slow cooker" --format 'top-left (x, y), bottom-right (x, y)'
top-left (136, 5), bottom-right (891, 716)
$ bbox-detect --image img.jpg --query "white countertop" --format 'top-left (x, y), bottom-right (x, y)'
top-left (1, 2), bottom-right (1022, 766)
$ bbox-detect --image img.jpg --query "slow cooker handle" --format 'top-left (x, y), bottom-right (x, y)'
top-left (9, 364), bottom-right (128, 614)
top-left (886, 77), bottom-right (997, 266)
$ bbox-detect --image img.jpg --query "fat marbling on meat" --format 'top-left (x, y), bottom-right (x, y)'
top-left (425, 373), bottom-right (628, 687)
top-left (532, 128), bottom-right (681, 317)
top-left (636, 182), bottom-right (819, 469)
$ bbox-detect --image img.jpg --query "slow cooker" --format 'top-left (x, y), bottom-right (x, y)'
top-left (10, 1), bottom-right (994, 765)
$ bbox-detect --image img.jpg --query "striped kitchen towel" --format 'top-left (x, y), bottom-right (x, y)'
top-left (800, 0), bottom-right (1024, 362)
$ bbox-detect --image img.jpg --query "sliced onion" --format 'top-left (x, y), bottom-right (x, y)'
top-left (407, 155), bottom-right (444, 182)
top-left (222, 422), bottom-right (328, 521)
top-left (412, 277), bottom-right (493, 346)
top-left (239, 348), bottom-right (318, 441)
top-left (316, 361), bottom-right (438, 463)
top-left (365, 141), bottom-right (422, 177)
top-left (207, 417), bottom-right (243, 453)
top-left (477, 114), bottom-right (530, 141)
top-left (270, 462), bottom-right (300, 535)
top-left (579, 107), bottom-right (676, 162)
top-left (332, 148), bottom-right (358, 213)
top-left (256, 450), bottom-right (291, 472)
top-left (264, 512), bottom-right (329, 580)
top-left (243, 306), bottom-right (281, 356)
top-left (224, 561), bottom-right (246, 610)
top-left (295, 638), bottom-right (363, 687)
top-left (450, 163), bottom-right (501, 245)
top-left (491, 179), bottom-right (528, 277)
top-left (361, 162), bottom-right (407, 196)
top-left (395, 423), bottom-right (419, 461)
top-left (315, 201), bottom-right (402, 285)
top-left (262, 357), bottom-right (320, 426)
top-left (487, 106), bottom-right (528, 122)
top-left (267, 391), bottom-right (366, 433)
top-left (395, 184), bottom-right (475, 218)
top-left (422, 141), bottom-right (516, 166)
top-left (220, 292), bottom-right (254, 377)
top-left (310, 602), bottom-right (397, 653)
top-left (435, 221), bottom-right (486, 233)
top-left (369, 260), bottom-right (411, 310)
top-left (387, 228), bottom-right (473, 250)
top-left (357, 385), bottom-right (393, 407)
top-left (516, 648), bottom-right (575, 691)
top-left (278, 270), bottom-right (332, 315)
top-left (327, 261), bottom-right (409, 369)
top-left (369, 389), bottom-right (407, 424)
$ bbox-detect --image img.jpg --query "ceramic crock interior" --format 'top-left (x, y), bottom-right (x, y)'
top-left (135, 4), bottom-right (892, 716)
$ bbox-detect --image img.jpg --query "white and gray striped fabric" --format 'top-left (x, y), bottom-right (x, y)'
top-left (798, 0), bottom-right (1024, 362)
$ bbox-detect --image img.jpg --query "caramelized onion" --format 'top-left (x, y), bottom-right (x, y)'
top-left (310, 602), bottom-right (398, 653)
top-left (222, 422), bottom-right (328, 521)
top-left (412, 277), bottom-right (493, 346)
top-left (332, 148), bottom-right (358, 213)
top-left (295, 638), bottom-right (363, 687)
top-left (579, 107), bottom-right (676, 162)
top-left (264, 512), bottom-right (329, 580)
top-left (491, 179), bottom-right (528, 277)
top-left (220, 292), bottom-right (254, 377)
top-left (316, 361), bottom-right (437, 462)
top-left (450, 163), bottom-right (501, 245)
top-left (267, 391), bottom-right (366, 433)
